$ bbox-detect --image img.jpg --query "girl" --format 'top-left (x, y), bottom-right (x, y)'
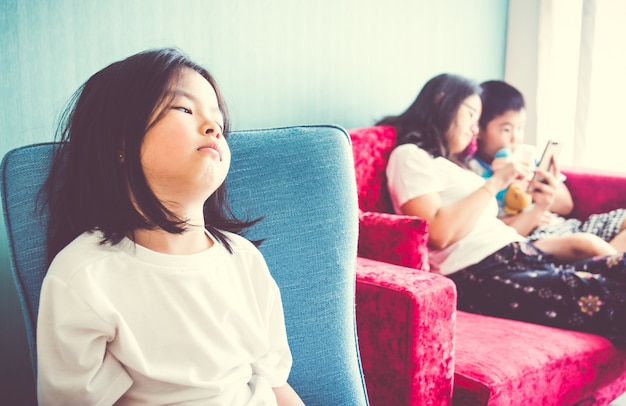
top-left (378, 73), bottom-right (626, 345)
top-left (39, 48), bottom-right (304, 405)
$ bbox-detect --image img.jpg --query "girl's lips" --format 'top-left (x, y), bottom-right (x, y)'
top-left (198, 145), bottom-right (222, 161)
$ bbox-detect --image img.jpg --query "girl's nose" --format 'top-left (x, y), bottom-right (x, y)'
top-left (203, 121), bottom-right (222, 138)
top-left (471, 122), bottom-right (480, 136)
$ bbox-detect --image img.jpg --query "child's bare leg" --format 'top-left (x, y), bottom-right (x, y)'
top-left (609, 219), bottom-right (626, 252)
top-left (533, 233), bottom-right (617, 262)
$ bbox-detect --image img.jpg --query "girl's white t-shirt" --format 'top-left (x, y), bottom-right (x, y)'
top-left (37, 230), bottom-right (292, 405)
top-left (386, 144), bottom-right (524, 275)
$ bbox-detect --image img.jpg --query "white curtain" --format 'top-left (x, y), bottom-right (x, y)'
top-left (535, 0), bottom-right (626, 171)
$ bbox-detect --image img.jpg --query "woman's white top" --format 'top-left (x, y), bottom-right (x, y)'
top-left (37, 230), bottom-right (292, 405)
top-left (386, 144), bottom-right (524, 275)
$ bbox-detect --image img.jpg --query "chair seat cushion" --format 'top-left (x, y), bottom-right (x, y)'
top-left (453, 311), bottom-right (626, 406)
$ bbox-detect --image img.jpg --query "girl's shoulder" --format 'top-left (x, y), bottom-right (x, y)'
top-left (47, 231), bottom-right (120, 280)
top-left (219, 230), bottom-right (256, 249)
top-left (217, 230), bottom-right (264, 260)
top-left (388, 143), bottom-right (437, 171)
top-left (391, 143), bottom-right (433, 161)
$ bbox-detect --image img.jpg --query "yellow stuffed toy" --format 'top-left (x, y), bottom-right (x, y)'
top-left (488, 147), bottom-right (532, 215)
top-left (503, 183), bottom-right (532, 215)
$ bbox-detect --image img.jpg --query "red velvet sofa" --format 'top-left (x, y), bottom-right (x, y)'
top-left (351, 125), bottom-right (626, 405)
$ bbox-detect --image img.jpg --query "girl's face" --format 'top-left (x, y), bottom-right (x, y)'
top-left (477, 108), bottom-right (527, 161)
top-left (140, 68), bottom-right (230, 209)
top-left (445, 94), bottom-right (482, 154)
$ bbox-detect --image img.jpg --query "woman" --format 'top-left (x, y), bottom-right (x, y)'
top-left (378, 73), bottom-right (626, 345)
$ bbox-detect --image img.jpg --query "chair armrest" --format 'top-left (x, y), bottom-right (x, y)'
top-left (562, 167), bottom-right (626, 220)
top-left (358, 211), bottom-right (430, 271)
top-left (356, 257), bottom-right (456, 406)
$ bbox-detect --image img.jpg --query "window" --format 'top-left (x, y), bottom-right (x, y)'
top-left (507, 0), bottom-right (626, 172)
top-left (580, 0), bottom-right (626, 171)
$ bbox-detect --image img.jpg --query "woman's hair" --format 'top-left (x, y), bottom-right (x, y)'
top-left (478, 80), bottom-right (525, 130)
top-left (45, 47), bottom-right (257, 263)
top-left (377, 73), bottom-right (481, 159)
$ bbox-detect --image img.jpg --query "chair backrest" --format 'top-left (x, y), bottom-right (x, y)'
top-left (1, 125), bottom-right (369, 406)
top-left (348, 126), bottom-right (397, 213)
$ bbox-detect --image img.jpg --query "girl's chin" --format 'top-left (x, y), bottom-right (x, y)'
top-left (454, 138), bottom-right (475, 155)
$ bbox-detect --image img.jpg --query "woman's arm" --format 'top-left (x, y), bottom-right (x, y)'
top-left (273, 383), bottom-right (305, 406)
top-left (401, 161), bottom-right (526, 249)
top-left (401, 184), bottom-right (491, 249)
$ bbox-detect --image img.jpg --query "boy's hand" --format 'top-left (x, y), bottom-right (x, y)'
top-left (549, 155), bottom-right (560, 177)
top-left (529, 167), bottom-right (558, 210)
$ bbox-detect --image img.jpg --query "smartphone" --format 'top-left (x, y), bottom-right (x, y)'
top-left (528, 140), bottom-right (561, 191)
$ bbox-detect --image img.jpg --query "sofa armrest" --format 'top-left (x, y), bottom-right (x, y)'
top-left (358, 211), bottom-right (430, 271)
top-left (562, 166), bottom-right (626, 220)
top-left (356, 257), bottom-right (456, 406)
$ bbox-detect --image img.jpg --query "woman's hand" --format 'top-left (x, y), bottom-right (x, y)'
top-left (490, 160), bottom-right (531, 191)
top-left (490, 156), bottom-right (509, 172)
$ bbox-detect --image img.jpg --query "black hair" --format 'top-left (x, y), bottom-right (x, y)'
top-left (376, 73), bottom-right (481, 159)
top-left (478, 80), bottom-right (525, 130)
top-left (45, 48), bottom-right (258, 264)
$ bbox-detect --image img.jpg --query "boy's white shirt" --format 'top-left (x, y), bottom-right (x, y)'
top-left (37, 230), bottom-right (291, 405)
top-left (386, 144), bottom-right (524, 275)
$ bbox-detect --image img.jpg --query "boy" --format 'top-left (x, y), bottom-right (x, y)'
top-left (470, 80), bottom-right (626, 261)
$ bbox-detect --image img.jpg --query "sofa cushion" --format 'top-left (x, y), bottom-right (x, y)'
top-left (358, 210), bottom-right (429, 271)
top-left (453, 311), bottom-right (626, 406)
top-left (562, 167), bottom-right (626, 222)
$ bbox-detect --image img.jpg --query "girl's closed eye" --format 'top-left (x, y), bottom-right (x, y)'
top-left (174, 106), bottom-right (192, 114)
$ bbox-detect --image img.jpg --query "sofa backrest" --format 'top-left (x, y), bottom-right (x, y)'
top-left (348, 126), bottom-right (397, 213)
top-left (561, 166), bottom-right (626, 221)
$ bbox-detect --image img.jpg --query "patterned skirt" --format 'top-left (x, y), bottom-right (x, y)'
top-left (448, 242), bottom-right (626, 345)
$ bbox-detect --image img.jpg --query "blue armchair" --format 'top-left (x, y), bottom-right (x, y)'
top-left (1, 125), bottom-right (369, 405)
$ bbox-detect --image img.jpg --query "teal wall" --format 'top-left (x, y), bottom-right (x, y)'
top-left (0, 0), bottom-right (508, 402)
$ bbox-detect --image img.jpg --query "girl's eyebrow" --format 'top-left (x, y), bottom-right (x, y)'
top-left (461, 102), bottom-right (479, 114)
top-left (173, 89), bottom-right (222, 115)
top-left (172, 89), bottom-right (195, 101)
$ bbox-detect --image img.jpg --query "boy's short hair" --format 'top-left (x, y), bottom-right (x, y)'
top-left (479, 80), bottom-right (525, 129)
